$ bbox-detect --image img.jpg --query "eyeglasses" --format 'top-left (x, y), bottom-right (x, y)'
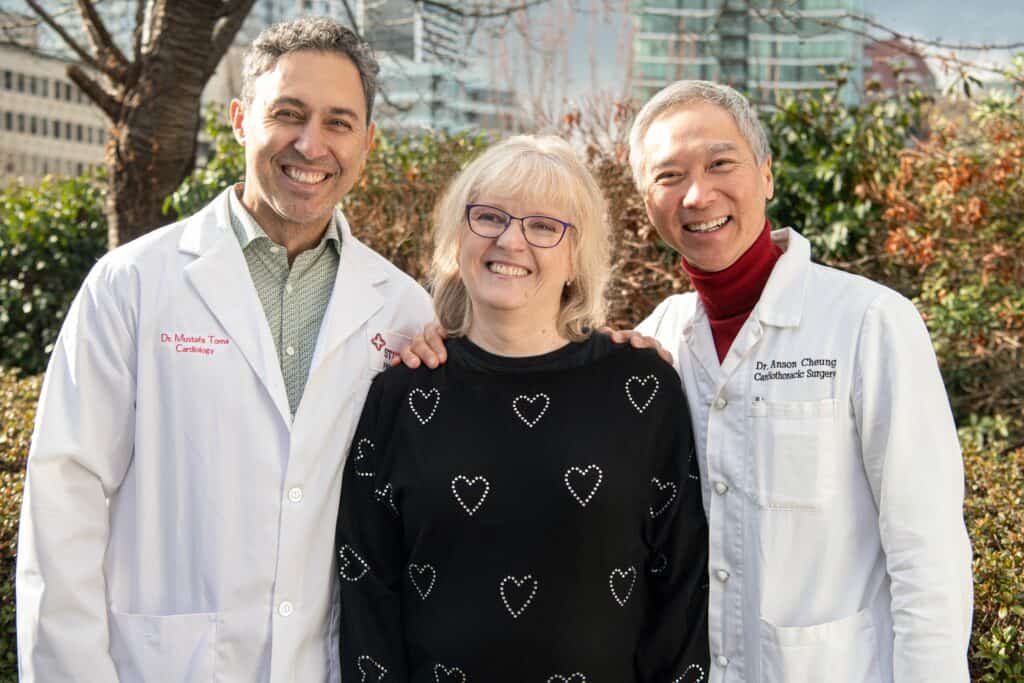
top-left (465, 203), bottom-right (574, 248)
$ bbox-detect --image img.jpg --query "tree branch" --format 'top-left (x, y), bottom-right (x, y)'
top-left (73, 0), bottom-right (129, 78)
top-left (208, 0), bottom-right (258, 74)
top-left (22, 0), bottom-right (103, 72)
top-left (67, 63), bottom-right (122, 120)
top-left (131, 0), bottom-right (146, 63)
top-left (419, 0), bottom-right (552, 20)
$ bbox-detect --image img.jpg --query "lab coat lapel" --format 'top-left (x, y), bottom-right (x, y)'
top-left (180, 191), bottom-right (292, 426)
top-left (308, 211), bottom-right (386, 377)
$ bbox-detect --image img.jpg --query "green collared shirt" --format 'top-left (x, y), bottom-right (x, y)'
top-left (228, 186), bottom-right (341, 415)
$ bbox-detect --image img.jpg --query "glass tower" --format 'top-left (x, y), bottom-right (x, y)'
top-left (631, 0), bottom-right (865, 105)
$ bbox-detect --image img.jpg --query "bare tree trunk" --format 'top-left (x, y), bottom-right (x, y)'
top-left (25, 0), bottom-right (256, 249)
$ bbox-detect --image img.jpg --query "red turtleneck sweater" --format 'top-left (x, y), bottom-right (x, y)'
top-left (682, 222), bottom-right (782, 362)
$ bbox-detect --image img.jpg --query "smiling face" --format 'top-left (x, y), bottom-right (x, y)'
top-left (640, 100), bottom-right (774, 272)
top-left (457, 193), bottom-right (575, 335)
top-left (230, 49), bottom-right (375, 242)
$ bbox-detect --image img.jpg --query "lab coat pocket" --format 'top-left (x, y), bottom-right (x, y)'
top-left (109, 609), bottom-right (218, 682)
top-left (749, 398), bottom-right (836, 509)
top-left (759, 608), bottom-right (882, 683)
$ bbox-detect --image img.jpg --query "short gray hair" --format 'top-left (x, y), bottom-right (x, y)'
top-left (628, 80), bottom-right (771, 192)
top-left (241, 16), bottom-right (380, 121)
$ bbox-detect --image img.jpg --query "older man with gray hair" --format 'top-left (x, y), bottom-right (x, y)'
top-left (631, 80), bottom-right (973, 682)
top-left (16, 17), bottom-right (433, 682)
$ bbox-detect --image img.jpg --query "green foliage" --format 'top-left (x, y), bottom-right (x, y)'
top-left (164, 105), bottom-right (245, 220)
top-left (878, 94), bottom-right (1024, 430)
top-left (962, 420), bottom-right (1024, 681)
top-left (0, 368), bottom-right (41, 680)
top-left (763, 87), bottom-right (929, 262)
top-left (0, 174), bottom-right (107, 375)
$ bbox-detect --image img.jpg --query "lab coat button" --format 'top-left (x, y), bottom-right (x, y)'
top-left (269, 245), bottom-right (280, 254)
top-left (278, 601), bottom-right (293, 617)
top-left (288, 487), bottom-right (303, 503)
top-left (716, 569), bottom-right (730, 582)
top-left (713, 396), bottom-right (727, 409)
top-left (716, 655), bottom-right (729, 668)
top-left (714, 481), bottom-right (729, 495)
top-left (285, 284), bottom-right (294, 294)
top-left (285, 345), bottom-right (296, 356)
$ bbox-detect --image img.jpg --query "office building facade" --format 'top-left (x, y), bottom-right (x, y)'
top-left (631, 0), bottom-right (865, 105)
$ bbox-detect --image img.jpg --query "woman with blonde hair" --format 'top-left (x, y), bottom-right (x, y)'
top-left (334, 135), bottom-right (709, 682)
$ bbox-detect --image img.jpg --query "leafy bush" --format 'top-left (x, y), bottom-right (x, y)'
top-left (0, 368), bottom-right (41, 680)
top-left (962, 418), bottom-right (1024, 681)
top-left (877, 93), bottom-right (1024, 432)
top-left (0, 175), bottom-right (107, 375)
top-left (765, 85), bottom-right (929, 262)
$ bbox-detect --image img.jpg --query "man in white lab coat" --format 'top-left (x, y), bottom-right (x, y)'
top-left (16, 17), bottom-right (433, 682)
top-left (629, 81), bottom-right (973, 681)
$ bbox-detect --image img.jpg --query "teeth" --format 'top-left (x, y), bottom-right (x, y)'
top-left (685, 216), bottom-right (728, 233)
top-left (283, 166), bottom-right (328, 185)
top-left (488, 262), bottom-right (529, 277)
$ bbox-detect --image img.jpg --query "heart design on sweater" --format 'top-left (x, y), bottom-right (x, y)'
top-left (609, 566), bottom-right (636, 607)
top-left (433, 663), bottom-right (467, 683)
top-left (649, 477), bottom-right (678, 518)
top-left (409, 387), bottom-right (440, 425)
top-left (408, 563), bottom-right (437, 599)
top-left (625, 374), bottom-right (660, 414)
top-left (451, 475), bottom-right (490, 516)
top-left (353, 438), bottom-right (375, 478)
top-left (513, 393), bottom-right (550, 428)
top-left (373, 483), bottom-right (398, 516)
top-left (499, 574), bottom-right (538, 619)
top-left (672, 663), bottom-right (706, 683)
top-left (564, 465), bottom-right (603, 507)
top-left (547, 674), bottom-right (587, 683)
top-left (357, 655), bottom-right (388, 681)
top-left (338, 544), bottom-right (369, 582)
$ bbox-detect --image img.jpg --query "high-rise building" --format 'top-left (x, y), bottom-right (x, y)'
top-left (243, 0), bottom-right (518, 132)
top-left (631, 0), bottom-right (865, 106)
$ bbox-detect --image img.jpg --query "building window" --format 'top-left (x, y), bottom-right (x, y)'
top-left (17, 73), bottom-right (25, 92)
top-left (17, 113), bottom-right (25, 133)
top-left (53, 119), bottom-right (61, 139)
top-left (76, 162), bottom-right (84, 175)
top-left (41, 78), bottom-right (49, 97)
top-left (54, 81), bottom-right (62, 100)
top-left (42, 118), bottom-right (48, 136)
top-left (30, 76), bottom-right (37, 95)
top-left (76, 124), bottom-right (83, 142)
top-left (4, 111), bottom-right (11, 130)
top-left (87, 126), bottom-right (93, 144)
top-left (65, 122), bottom-right (72, 140)
top-left (2, 70), bottom-right (11, 90)
top-left (30, 115), bottom-right (37, 135)
top-left (99, 128), bottom-right (106, 144)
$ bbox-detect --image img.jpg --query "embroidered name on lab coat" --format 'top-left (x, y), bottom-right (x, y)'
top-left (753, 357), bottom-right (837, 381)
top-left (159, 332), bottom-right (230, 356)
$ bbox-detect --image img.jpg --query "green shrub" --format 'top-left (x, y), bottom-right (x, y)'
top-left (0, 175), bottom-right (107, 375)
top-left (962, 418), bottom-right (1024, 681)
top-left (0, 368), bottom-right (41, 679)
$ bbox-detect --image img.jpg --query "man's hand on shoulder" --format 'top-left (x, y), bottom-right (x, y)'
top-left (600, 326), bottom-right (675, 366)
top-left (393, 322), bottom-right (448, 369)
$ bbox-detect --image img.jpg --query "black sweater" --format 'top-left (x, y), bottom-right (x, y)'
top-left (335, 334), bottom-right (709, 683)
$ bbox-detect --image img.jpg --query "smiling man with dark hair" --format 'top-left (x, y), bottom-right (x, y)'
top-left (16, 17), bottom-right (433, 682)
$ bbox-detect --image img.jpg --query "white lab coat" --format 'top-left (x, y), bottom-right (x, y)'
top-left (16, 189), bottom-right (435, 682)
top-left (637, 229), bottom-right (972, 683)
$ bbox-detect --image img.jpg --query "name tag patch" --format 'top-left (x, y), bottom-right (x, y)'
top-left (754, 357), bottom-right (837, 382)
top-left (160, 332), bottom-right (230, 356)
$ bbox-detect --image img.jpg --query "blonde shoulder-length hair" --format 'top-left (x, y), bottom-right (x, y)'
top-left (430, 135), bottom-right (612, 341)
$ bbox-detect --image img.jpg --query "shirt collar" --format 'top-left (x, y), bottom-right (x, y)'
top-left (227, 183), bottom-right (341, 254)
